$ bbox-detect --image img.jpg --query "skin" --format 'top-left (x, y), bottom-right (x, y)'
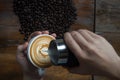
top-left (64, 29), bottom-right (120, 80)
top-left (17, 29), bottom-right (120, 80)
top-left (17, 31), bottom-right (56, 80)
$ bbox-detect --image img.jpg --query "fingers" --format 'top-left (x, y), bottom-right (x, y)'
top-left (64, 29), bottom-right (99, 60)
top-left (41, 31), bottom-right (57, 38)
top-left (71, 31), bottom-right (89, 49)
top-left (23, 42), bottom-right (28, 55)
top-left (85, 30), bottom-right (101, 39)
top-left (28, 31), bottom-right (42, 41)
top-left (64, 32), bottom-right (84, 60)
top-left (18, 30), bottom-right (56, 56)
top-left (28, 30), bottom-right (57, 41)
top-left (17, 42), bottom-right (28, 55)
top-left (51, 33), bottom-right (57, 38)
top-left (17, 42), bottom-right (28, 67)
top-left (42, 31), bottom-right (49, 34)
top-left (17, 45), bottom-right (24, 54)
top-left (81, 30), bottom-right (107, 44)
top-left (78, 30), bottom-right (95, 42)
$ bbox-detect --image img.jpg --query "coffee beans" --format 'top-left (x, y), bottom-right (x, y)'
top-left (13, 0), bottom-right (77, 40)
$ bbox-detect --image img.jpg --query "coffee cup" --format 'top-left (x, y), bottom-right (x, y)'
top-left (28, 34), bottom-right (55, 68)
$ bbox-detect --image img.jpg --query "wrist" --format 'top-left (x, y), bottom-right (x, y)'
top-left (113, 58), bottom-right (120, 79)
top-left (107, 57), bottom-right (120, 80)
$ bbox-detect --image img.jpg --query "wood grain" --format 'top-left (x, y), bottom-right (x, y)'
top-left (0, 46), bottom-right (22, 80)
top-left (71, 0), bottom-right (94, 31)
top-left (0, 46), bottom-right (91, 80)
top-left (95, 1), bottom-right (120, 79)
top-left (0, 25), bottom-right (24, 47)
top-left (96, 0), bottom-right (120, 32)
top-left (0, 0), bottom-right (120, 80)
top-left (0, 0), bottom-right (13, 11)
top-left (45, 66), bottom-right (91, 80)
top-left (0, 0), bottom-right (94, 80)
top-left (0, 12), bottom-right (20, 26)
top-left (0, 0), bottom-right (20, 26)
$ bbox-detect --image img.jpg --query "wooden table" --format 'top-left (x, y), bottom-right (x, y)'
top-left (0, 0), bottom-right (120, 80)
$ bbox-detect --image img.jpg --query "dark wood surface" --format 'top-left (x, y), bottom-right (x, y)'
top-left (70, 0), bottom-right (94, 31)
top-left (96, 0), bottom-right (120, 33)
top-left (0, 0), bottom-right (120, 80)
top-left (0, 0), bottom-right (94, 80)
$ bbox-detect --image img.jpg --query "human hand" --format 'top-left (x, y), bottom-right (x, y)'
top-left (64, 29), bottom-right (120, 79)
top-left (17, 31), bottom-right (56, 80)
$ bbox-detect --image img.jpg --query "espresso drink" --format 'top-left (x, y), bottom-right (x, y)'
top-left (28, 34), bottom-right (55, 68)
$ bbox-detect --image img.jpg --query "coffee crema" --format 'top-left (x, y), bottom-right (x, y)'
top-left (28, 34), bottom-right (55, 68)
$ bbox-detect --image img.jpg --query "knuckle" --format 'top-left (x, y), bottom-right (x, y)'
top-left (64, 32), bottom-right (72, 43)
top-left (93, 40), bottom-right (100, 45)
top-left (96, 35), bottom-right (104, 40)
top-left (88, 45), bottom-right (95, 51)
top-left (71, 31), bottom-right (78, 36)
top-left (95, 35), bottom-right (106, 43)
top-left (17, 45), bottom-right (23, 52)
top-left (64, 32), bottom-right (68, 37)
top-left (80, 54), bottom-right (88, 60)
top-left (17, 45), bottom-right (22, 50)
top-left (78, 29), bottom-right (88, 33)
top-left (64, 32), bottom-right (69, 39)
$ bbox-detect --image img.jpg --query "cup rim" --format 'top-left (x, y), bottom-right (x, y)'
top-left (27, 34), bottom-right (55, 68)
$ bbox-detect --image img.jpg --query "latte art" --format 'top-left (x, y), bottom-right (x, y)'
top-left (40, 47), bottom-right (48, 55)
top-left (28, 34), bottom-right (55, 68)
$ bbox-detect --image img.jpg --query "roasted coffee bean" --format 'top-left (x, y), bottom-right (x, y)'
top-left (13, 0), bottom-right (77, 40)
